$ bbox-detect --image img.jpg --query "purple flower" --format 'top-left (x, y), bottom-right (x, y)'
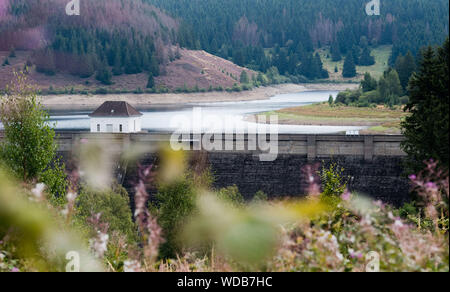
top-left (409, 174), bottom-right (417, 181)
top-left (11, 267), bottom-right (19, 272)
top-left (341, 191), bottom-right (351, 201)
top-left (425, 182), bottom-right (438, 189)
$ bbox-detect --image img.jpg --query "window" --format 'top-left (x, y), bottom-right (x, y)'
top-left (119, 124), bottom-right (123, 132)
top-left (97, 124), bottom-right (100, 132)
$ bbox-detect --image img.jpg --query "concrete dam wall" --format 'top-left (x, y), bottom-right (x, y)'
top-left (49, 132), bottom-right (411, 205)
top-left (0, 131), bottom-right (411, 204)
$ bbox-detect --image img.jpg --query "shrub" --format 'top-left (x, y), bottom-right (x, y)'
top-left (0, 72), bottom-right (58, 182)
top-left (75, 185), bottom-right (137, 243)
top-left (40, 161), bottom-right (69, 207)
top-left (94, 88), bottom-right (108, 95)
top-left (319, 162), bottom-right (349, 198)
top-left (154, 179), bottom-right (196, 258)
top-left (253, 191), bottom-right (268, 202)
top-left (217, 185), bottom-right (245, 206)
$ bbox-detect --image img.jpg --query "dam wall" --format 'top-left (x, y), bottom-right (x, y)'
top-left (0, 131), bottom-right (411, 204)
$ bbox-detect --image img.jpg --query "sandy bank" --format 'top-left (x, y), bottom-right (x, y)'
top-left (40, 83), bottom-right (359, 111)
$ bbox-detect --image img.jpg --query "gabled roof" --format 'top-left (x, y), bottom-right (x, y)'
top-left (89, 101), bottom-right (143, 118)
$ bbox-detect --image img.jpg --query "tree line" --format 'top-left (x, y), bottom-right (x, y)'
top-left (0, 0), bottom-right (179, 86)
top-left (335, 50), bottom-right (418, 107)
top-left (148, 0), bottom-right (448, 80)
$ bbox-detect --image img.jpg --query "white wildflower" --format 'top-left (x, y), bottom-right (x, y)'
top-left (31, 183), bottom-right (46, 200)
top-left (124, 260), bottom-right (142, 272)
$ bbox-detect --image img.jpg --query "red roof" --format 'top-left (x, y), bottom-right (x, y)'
top-left (89, 101), bottom-right (143, 118)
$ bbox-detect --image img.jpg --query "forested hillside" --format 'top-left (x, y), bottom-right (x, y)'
top-left (148, 0), bottom-right (449, 79)
top-left (1, 0), bottom-right (448, 88)
top-left (0, 0), bottom-right (179, 83)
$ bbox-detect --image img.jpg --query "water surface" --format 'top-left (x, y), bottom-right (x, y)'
top-left (4, 91), bottom-right (366, 134)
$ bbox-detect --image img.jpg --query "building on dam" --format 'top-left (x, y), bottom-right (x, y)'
top-left (89, 101), bottom-right (143, 133)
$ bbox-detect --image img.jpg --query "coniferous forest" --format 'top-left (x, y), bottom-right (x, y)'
top-left (1, 0), bottom-right (448, 84)
top-left (0, 0), bottom-right (179, 84)
top-left (147, 0), bottom-right (449, 78)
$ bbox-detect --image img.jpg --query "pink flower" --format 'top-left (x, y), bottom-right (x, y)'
top-left (11, 267), bottom-right (19, 272)
top-left (409, 174), bottom-right (417, 181)
top-left (425, 182), bottom-right (438, 190)
top-left (341, 191), bottom-right (351, 201)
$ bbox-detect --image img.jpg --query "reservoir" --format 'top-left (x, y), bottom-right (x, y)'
top-left (5, 90), bottom-right (366, 134)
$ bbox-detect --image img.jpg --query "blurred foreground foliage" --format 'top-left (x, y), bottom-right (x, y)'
top-left (0, 73), bottom-right (448, 271)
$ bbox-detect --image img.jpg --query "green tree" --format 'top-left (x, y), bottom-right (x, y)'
top-left (378, 69), bottom-right (403, 102)
top-left (75, 184), bottom-right (137, 243)
top-left (401, 39), bottom-right (449, 171)
top-left (361, 73), bottom-right (377, 92)
top-left (257, 72), bottom-right (268, 85)
top-left (0, 72), bottom-right (59, 182)
top-left (395, 51), bottom-right (417, 91)
top-left (154, 179), bottom-right (197, 258)
top-left (240, 70), bottom-right (250, 84)
top-left (9, 47), bottom-right (16, 58)
top-left (342, 53), bottom-right (357, 78)
top-left (359, 47), bottom-right (375, 66)
top-left (328, 95), bottom-right (334, 106)
top-left (95, 61), bottom-right (113, 85)
top-left (112, 50), bottom-right (123, 76)
top-left (330, 43), bottom-right (341, 62)
top-left (147, 73), bottom-right (155, 89)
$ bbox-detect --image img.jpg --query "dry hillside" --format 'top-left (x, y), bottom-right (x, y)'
top-left (0, 48), bottom-right (255, 91)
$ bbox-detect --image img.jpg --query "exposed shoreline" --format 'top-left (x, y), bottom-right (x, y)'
top-left (246, 103), bottom-right (406, 135)
top-left (40, 83), bottom-right (358, 111)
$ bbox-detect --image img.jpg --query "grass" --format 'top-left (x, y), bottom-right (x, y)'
top-left (317, 45), bottom-right (392, 82)
top-left (257, 103), bottom-right (408, 135)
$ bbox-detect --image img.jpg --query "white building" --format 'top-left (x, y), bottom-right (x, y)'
top-left (89, 101), bottom-right (143, 133)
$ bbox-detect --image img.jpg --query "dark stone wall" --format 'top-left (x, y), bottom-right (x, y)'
top-left (207, 153), bottom-right (410, 205)
top-left (122, 152), bottom-right (410, 207)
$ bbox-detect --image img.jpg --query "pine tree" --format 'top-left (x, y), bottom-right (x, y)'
top-left (314, 53), bottom-right (329, 79)
top-left (149, 55), bottom-right (160, 77)
top-left (78, 54), bottom-right (95, 78)
top-left (9, 47), bottom-right (16, 58)
top-left (96, 60), bottom-right (112, 85)
top-left (401, 39), bottom-right (449, 171)
top-left (351, 45), bottom-right (361, 65)
top-left (361, 73), bottom-right (377, 92)
top-left (342, 53), bottom-right (357, 78)
top-left (112, 50), bottom-right (123, 76)
top-left (330, 43), bottom-right (341, 62)
top-left (240, 70), bottom-right (250, 84)
top-left (395, 51), bottom-right (417, 91)
top-left (359, 47), bottom-right (375, 66)
top-left (378, 69), bottom-right (403, 100)
top-left (147, 73), bottom-right (155, 89)
top-left (328, 95), bottom-right (334, 106)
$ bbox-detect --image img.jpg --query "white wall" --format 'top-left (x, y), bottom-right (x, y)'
top-left (90, 117), bottom-right (142, 133)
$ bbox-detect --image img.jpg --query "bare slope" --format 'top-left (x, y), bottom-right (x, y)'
top-left (0, 48), bottom-right (255, 91)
